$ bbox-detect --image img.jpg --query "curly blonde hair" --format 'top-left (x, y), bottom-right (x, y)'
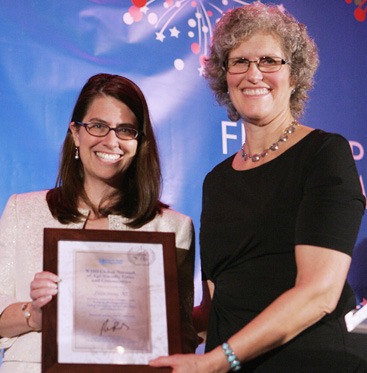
top-left (204, 1), bottom-right (319, 121)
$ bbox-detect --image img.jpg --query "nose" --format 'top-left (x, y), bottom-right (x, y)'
top-left (246, 62), bottom-right (263, 83)
top-left (102, 128), bottom-right (120, 147)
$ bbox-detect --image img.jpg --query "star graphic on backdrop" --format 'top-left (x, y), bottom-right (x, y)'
top-left (141, 6), bottom-right (149, 14)
top-left (156, 31), bottom-right (166, 42)
top-left (169, 27), bottom-right (180, 38)
top-left (125, 0), bottom-right (288, 72)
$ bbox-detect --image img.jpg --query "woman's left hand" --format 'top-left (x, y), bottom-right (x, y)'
top-left (149, 351), bottom-right (228, 373)
top-left (149, 354), bottom-right (203, 373)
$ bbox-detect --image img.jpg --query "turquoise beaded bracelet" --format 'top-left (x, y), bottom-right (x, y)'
top-left (222, 342), bottom-right (242, 371)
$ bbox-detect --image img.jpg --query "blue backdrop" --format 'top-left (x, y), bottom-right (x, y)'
top-left (0, 0), bottom-right (366, 331)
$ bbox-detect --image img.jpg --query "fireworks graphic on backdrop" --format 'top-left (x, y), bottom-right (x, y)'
top-left (123, 0), bottom-right (253, 74)
top-left (345, 0), bottom-right (367, 22)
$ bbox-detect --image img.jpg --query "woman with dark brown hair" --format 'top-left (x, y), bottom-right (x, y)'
top-left (0, 73), bottom-right (198, 372)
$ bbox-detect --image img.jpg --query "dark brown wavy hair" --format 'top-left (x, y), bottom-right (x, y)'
top-left (47, 73), bottom-right (164, 228)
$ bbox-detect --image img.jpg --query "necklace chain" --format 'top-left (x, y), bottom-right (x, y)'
top-left (241, 120), bottom-right (299, 162)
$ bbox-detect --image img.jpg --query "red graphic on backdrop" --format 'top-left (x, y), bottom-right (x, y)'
top-left (132, 0), bottom-right (148, 6)
top-left (345, 0), bottom-right (367, 22)
top-left (124, 1), bottom-right (287, 73)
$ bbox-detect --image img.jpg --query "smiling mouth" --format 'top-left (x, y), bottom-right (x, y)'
top-left (242, 88), bottom-right (270, 96)
top-left (95, 152), bottom-right (122, 161)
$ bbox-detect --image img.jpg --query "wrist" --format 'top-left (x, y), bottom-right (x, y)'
top-left (204, 346), bottom-right (233, 373)
top-left (221, 342), bottom-right (242, 371)
top-left (21, 303), bottom-right (41, 332)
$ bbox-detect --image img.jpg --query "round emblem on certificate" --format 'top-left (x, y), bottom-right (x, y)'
top-left (128, 246), bottom-right (155, 266)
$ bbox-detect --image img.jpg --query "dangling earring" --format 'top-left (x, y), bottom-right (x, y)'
top-left (75, 147), bottom-right (79, 160)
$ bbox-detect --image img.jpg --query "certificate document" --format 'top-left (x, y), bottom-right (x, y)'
top-left (57, 240), bottom-right (168, 365)
top-left (74, 250), bottom-right (151, 353)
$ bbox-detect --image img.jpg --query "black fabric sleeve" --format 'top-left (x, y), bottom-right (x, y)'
top-left (295, 134), bottom-right (365, 255)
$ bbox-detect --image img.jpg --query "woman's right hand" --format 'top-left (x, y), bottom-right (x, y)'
top-left (28, 271), bottom-right (60, 329)
top-left (0, 271), bottom-right (60, 337)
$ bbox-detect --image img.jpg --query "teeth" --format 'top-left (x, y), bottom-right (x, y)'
top-left (96, 152), bottom-right (122, 161)
top-left (242, 88), bottom-right (269, 96)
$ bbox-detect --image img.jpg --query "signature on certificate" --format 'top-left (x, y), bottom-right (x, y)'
top-left (100, 319), bottom-right (130, 336)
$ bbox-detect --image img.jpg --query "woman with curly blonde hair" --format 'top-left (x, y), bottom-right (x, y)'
top-left (151, 2), bottom-right (367, 372)
top-left (204, 1), bottom-right (319, 122)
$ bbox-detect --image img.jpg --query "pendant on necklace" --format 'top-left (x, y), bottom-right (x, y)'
top-left (241, 120), bottom-right (299, 162)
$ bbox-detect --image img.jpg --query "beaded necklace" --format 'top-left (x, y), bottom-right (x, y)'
top-left (241, 120), bottom-right (299, 162)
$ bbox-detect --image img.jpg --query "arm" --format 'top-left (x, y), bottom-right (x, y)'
top-left (0, 194), bottom-right (59, 338)
top-left (0, 271), bottom-right (59, 337)
top-left (150, 245), bottom-right (351, 372)
top-left (223, 244), bottom-right (350, 362)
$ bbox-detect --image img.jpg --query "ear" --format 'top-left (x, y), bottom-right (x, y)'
top-left (289, 77), bottom-right (296, 94)
top-left (69, 122), bottom-right (80, 147)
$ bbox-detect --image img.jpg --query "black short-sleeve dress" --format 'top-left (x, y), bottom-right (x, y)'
top-left (200, 130), bottom-right (367, 372)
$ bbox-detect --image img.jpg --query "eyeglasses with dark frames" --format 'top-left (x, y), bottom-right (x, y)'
top-left (223, 56), bottom-right (290, 74)
top-left (75, 122), bottom-right (141, 140)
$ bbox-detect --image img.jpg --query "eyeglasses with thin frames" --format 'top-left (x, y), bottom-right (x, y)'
top-left (223, 56), bottom-right (290, 74)
top-left (75, 122), bottom-right (141, 140)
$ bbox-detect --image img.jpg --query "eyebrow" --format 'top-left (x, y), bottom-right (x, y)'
top-left (229, 54), bottom-right (283, 59)
top-left (88, 118), bottom-right (108, 123)
top-left (87, 118), bottom-right (137, 128)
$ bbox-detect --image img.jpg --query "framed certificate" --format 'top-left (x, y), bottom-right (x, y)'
top-left (42, 228), bottom-right (182, 372)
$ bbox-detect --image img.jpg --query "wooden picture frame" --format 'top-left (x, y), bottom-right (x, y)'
top-left (42, 228), bottom-right (182, 372)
